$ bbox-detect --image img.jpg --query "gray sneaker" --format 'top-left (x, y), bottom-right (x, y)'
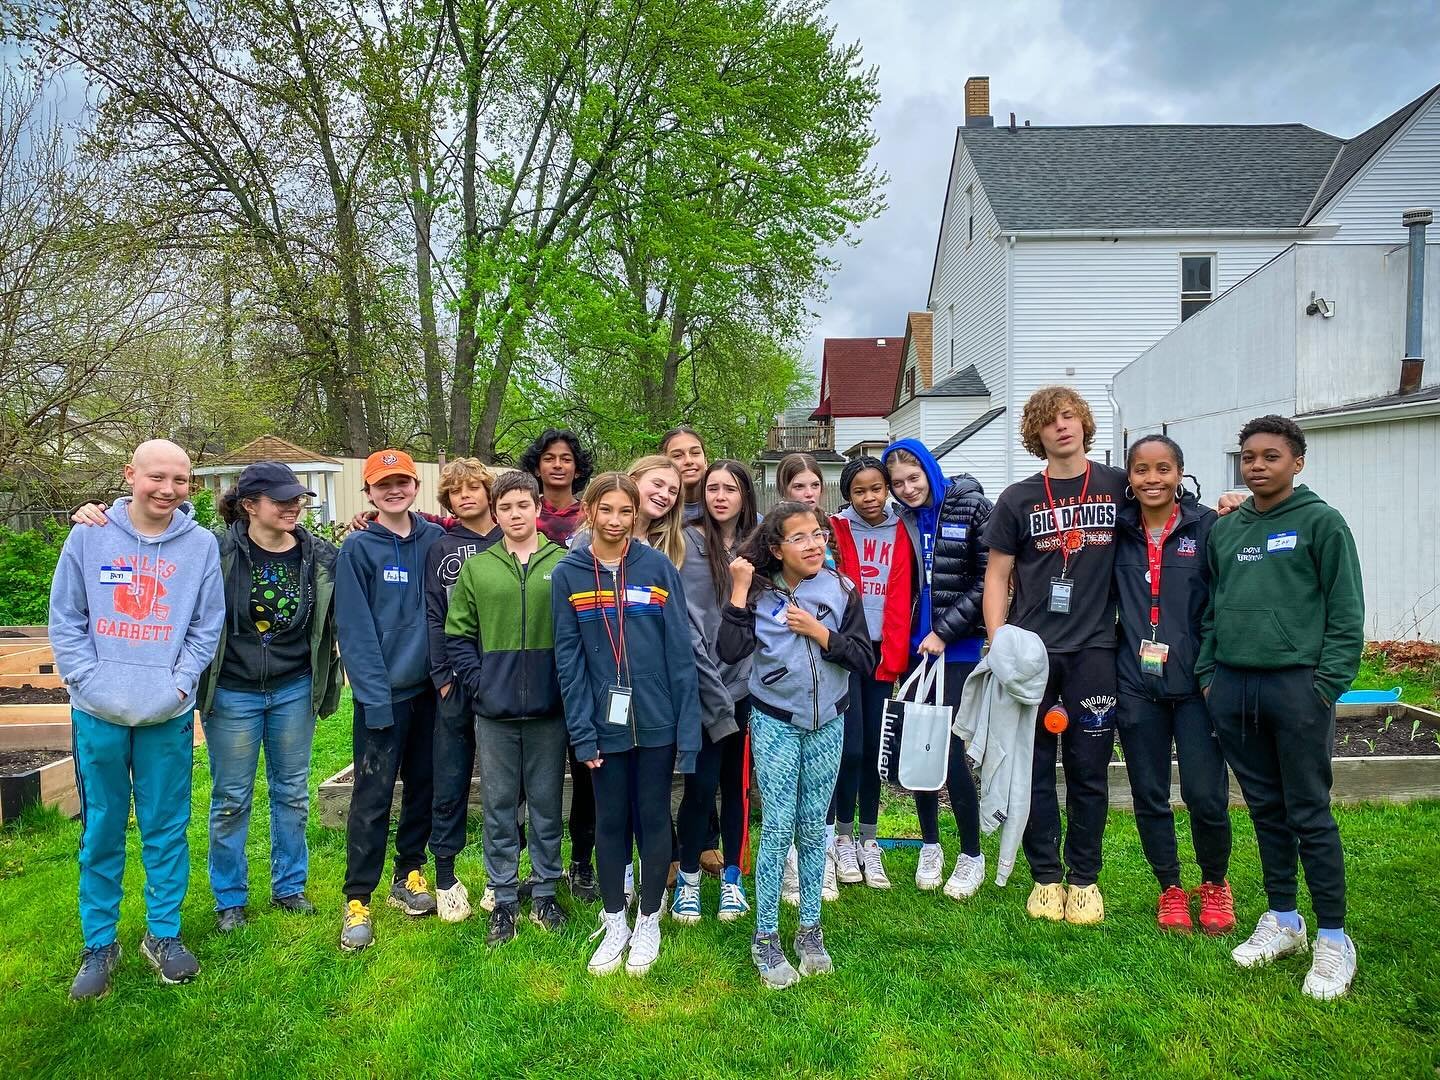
top-left (793, 924), bottom-right (834, 976)
top-left (751, 932), bottom-right (800, 990)
top-left (70, 942), bottom-right (121, 1000)
top-left (387, 870), bottom-right (438, 917)
top-left (140, 933), bottom-right (200, 985)
top-left (216, 906), bottom-right (247, 933)
top-left (340, 899), bottom-right (374, 952)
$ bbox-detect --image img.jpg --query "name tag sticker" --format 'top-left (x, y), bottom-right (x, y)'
top-left (606, 685), bottom-right (633, 727)
top-left (382, 565), bottom-right (409, 584)
top-left (766, 596), bottom-right (790, 627)
top-left (1266, 532), bottom-right (1298, 553)
top-left (98, 566), bottom-right (133, 585)
top-left (941, 524), bottom-right (968, 540)
top-left (624, 586), bottom-right (652, 605)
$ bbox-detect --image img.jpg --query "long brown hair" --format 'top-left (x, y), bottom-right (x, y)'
top-left (628, 455), bottom-right (686, 567)
top-left (697, 460), bottom-right (758, 600)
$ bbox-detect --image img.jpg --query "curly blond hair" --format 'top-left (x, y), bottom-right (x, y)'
top-left (1020, 386), bottom-right (1095, 458)
top-left (437, 457), bottom-right (495, 513)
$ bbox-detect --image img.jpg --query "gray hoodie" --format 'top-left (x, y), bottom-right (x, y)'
top-left (837, 504), bottom-right (900, 640)
top-left (49, 498), bottom-right (225, 727)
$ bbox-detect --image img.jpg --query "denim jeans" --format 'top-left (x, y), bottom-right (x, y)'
top-left (204, 675), bottom-right (316, 909)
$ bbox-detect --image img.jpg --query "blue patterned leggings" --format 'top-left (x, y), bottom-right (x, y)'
top-left (750, 706), bottom-right (845, 935)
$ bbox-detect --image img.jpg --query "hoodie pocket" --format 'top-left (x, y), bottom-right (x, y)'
top-left (1214, 607), bottom-right (1300, 663)
top-left (760, 666), bottom-right (790, 687)
top-left (71, 659), bottom-right (187, 727)
top-left (379, 623), bottom-right (426, 691)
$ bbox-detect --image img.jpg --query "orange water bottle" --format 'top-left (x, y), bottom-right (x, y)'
top-left (1043, 703), bottom-right (1069, 734)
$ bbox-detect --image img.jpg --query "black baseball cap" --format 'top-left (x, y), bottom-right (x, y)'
top-left (236, 461), bottom-right (316, 502)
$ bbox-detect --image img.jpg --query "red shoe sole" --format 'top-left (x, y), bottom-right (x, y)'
top-left (1198, 919), bottom-right (1236, 936)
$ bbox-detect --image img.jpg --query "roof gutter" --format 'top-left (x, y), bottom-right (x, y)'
top-left (1005, 225), bottom-right (1339, 241)
top-left (1296, 395), bottom-right (1440, 429)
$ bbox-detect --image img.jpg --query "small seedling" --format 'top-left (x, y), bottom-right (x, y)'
top-left (1363, 737), bottom-right (1377, 753)
top-left (1381, 714), bottom-right (1394, 733)
top-left (1341, 732), bottom-right (1352, 748)
top-left (1411, 719), bottom-right (1423, 742)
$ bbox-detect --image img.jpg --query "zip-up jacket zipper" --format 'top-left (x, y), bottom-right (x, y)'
top-left (517, 553), bottom-right (529, 715)
top-left (780, 579), bottom-right (823, 731)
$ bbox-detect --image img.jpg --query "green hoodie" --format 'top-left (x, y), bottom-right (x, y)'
top-left (1196, 484), bottom-right (1364, 704)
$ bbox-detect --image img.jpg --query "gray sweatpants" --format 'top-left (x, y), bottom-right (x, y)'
top-left (476, 714), bottom-right (568, 904)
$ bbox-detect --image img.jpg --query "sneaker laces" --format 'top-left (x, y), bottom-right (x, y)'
top-left (1244, 912), bottom-right (1285, 949)
top-left (147, 935), bottom-right (189, 962)
top-left (1197, 881), bottom-right (1233, 913)
top-left (1310, 936), bottom-right (1347, 978)
top-left (753, 933), bottom-right (787, 968)
top-left (796, 925), bottom-right (825, 953)
top-left (677, 878), bottom-right (700, 907)
top-left (862, 842), bottom-right (887, 878)
top-left (633, 912), bottom-right (660, 949)
top-left (721, 881), bottom-right (748, 909)
top-left (79, 944), bottom-right (116, 970)
top-left (345, 899), bottom-right (370, 928)
top-left (919, 845), bottom-right (943, 877)
top-left (1158, 886), bottom-right (1189, 920)
top-left (589, 909), bottom-right (628, 943)
top-left (405, 870), bottom-right (430, 896)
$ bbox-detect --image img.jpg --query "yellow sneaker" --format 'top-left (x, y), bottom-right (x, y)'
top-left (340, 900), bottom-right (373, 951)
top-left (1026, 882), bottom-right (1066, 921)
top-left (1064, 883), bottom-right (1105, 925)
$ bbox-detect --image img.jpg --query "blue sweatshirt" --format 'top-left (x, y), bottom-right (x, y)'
top-left (335, 512), bottom-right (444, 729)
top-left (49, 498), bottom-right (224, 727)
top-left (551, 539), bottom-right (701, 773)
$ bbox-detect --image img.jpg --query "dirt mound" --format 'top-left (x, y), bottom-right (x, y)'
top-left (0, 685), bottom-right (69, 705)
top-left (1368, 640), bottom-right (1440, 669)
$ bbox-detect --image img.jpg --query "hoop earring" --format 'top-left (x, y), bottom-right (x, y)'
top-left (1124, 485), bottom-right (1134, 500)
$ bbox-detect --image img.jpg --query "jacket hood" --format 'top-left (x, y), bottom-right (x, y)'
top-left (838, 504), bottom-right (899, 531)
top-left (1234, 483), bottom-right (1324, 523)
top-left (353, 511), bottom-right (431, 544)
top-left (559, 536), bottom-right (649, 571)
top-left (986, 624), bottom-right (1051, 706)
top-left (107, 497), bottom-right (201, 543)
top-left (882, 439), bottom-right (948, 514)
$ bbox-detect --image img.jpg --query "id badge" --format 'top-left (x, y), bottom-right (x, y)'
top-left (606, 685), bottom-right (633, 726)
top-left (1047, 577), bottom-right (1072, 615)
top-left (383, 564), bottom-right (409, 584)
top-left (1139, 640), bottom-right (1170, 676)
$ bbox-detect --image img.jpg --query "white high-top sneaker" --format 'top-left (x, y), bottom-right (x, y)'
top-left (822, 848), bottom-right (840, 902)
top-left (626, 910), bottom-right (663, 976)
top-left (834, 834), bottom-right (863, 884)
top-left (782, 845), bottom-right (800, 905)
top-left (587, 910), bottom-right (631, 976)
top-left (916, 843), bottom-right (944, 890)
top-left (860, 839), bottom-right (891, 889)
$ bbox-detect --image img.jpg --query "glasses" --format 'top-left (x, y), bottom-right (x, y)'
top-left (264, 496), bottom-right (314, 511)
top-left (780, 529), bottom-right (830, 547)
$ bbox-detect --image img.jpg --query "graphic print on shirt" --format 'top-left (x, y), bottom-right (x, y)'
top-left (251, 557), bottom-right (303, 640)
top-left (96, 554), bottom-right (178, 642)
top-left (858, 536), bottom-right (892, 599)
top-left (1025, 496), bottom-right (1119, 555)
top-left (436, 542), bottom-right (479, 596)
top-left (566, 587), bottom-right (669, 622)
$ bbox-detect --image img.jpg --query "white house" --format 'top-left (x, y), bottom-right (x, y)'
top-left (899, 76), bottom-right (1440, 492)
top-left (1111, 80), bottom-right (1440, 642)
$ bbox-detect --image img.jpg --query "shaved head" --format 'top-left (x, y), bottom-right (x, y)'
top-left (130, 439), bottom-right (191, 473)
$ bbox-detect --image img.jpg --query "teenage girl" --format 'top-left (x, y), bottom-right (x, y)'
top-left (827, 456), bottom-right (915, 888)
top-left (660, 426), bottom-right (709, 525)
top-left (1115, 435), bottom-right (1233, 935)
top-left (718, 501), bottom-right (872, 989)
top-left (881, 440), bottom-right (989, 899)
top-left (552, 474), bottom-right (700, 977)
top-left (672, 461), bottom-right (761, 923)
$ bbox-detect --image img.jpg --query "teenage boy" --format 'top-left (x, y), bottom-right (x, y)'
top-left (445, 471), bottom-right (570, 945)
top-left (519, 428), bottom-right (599, 901)
top-left (336, 449), bottom-right (445, 951)
top-left (981, 388), bottom-right (1126, 926)
top-left (424, 458), bottom-right (502, 922)
top-left (1197, 415), bottom-right (1364, 1000)
top-left (50, 439), bottom-right (225, 999)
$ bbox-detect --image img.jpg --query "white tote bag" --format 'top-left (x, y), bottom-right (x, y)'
top-left (879, 658), bottom-right (953, 793)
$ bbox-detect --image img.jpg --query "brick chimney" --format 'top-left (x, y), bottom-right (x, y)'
top-left (965, 76), bottom-right (993, 128)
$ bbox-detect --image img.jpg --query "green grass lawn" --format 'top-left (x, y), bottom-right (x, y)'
top-left (1, 692), bottom-right (1437, 1079)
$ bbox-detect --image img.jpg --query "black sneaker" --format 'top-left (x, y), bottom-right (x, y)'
top-left (140, 933), bottom-right (200, 985)
top-left (387, 870), bottom-right (438, 917)
top-left (70, 942), bottom-right (121, 1001)
top-left (568, 861), bottom-right (598, 904)
top-left (530, 895), bottom-right (569, 932)
top-left (272, 893), bottom-right (317, 915)
top-left (486, 903), bottom-right (519, 947)
top-left (216, 907), bottom-right (247, 934)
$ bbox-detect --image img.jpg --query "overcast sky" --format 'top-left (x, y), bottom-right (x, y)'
top-left (805, 0), bottom-right (1440, 392)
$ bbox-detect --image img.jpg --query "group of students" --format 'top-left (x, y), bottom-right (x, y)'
top-left (47, 383), bottom-right (1364, 1002)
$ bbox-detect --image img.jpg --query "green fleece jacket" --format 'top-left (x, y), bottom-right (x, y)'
top-left (443, 538), bottom-right (564, 720)
top-left (1196, 485), bottom-right (1364, 705)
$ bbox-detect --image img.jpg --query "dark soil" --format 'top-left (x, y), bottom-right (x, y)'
top-left (0, 748), bottom-right (69, 775)
top-left (0, 685), bottom-right (69, 705)
top-left (0, 629), bottom-right (27, 638)
top-left (1333, 712), bottom-right (1440, 757)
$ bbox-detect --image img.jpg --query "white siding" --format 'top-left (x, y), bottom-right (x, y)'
top-left (938, 416), bottom-right (1008, 498)
top-left (833, 415), bottom-right (889, 453)
top-left (887, 397), bottom-right (923, 443)
top-left (1305, 416), bottom-right (1440, 641)
top-left (929, 139), bottom-right (1008, 392)
top-left (1009, 238), bottom-right (1294, 483)
top-left (1315, 90), bottom-right (1440, 244)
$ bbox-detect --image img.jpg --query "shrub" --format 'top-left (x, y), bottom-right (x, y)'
top-left (0, 522), bottom-right (67, 625)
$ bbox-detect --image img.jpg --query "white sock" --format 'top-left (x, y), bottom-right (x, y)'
top-left (826, 824), bottom-right (836, 851)
top-left (624, 864), bottom-right (635, 893)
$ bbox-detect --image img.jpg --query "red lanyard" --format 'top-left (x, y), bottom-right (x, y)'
top-left (592, 541), bottom-right (628, 684)
top-left (1042, 462), bottom-right (1091, 577)
top-left (1145, 502), bottom-right (1182, 635)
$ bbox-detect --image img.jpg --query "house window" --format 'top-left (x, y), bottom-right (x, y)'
top-left (1227, 451), bottom-right (1244, 488)
top-left (905, 368), bottom-right (916, 400)
top-left (966, 186), bottom-right (974, 245)
top-left (1181, 255), bottom-right (1215, 321)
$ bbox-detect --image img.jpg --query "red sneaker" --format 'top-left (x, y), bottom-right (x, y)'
top-left (1157, 885), bottom-right (1193, 933)
top-left (1195, 880), bottom-right (1236, 935)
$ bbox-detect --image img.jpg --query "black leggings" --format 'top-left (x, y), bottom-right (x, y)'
top-left (830, 663), bottom-right (891, 828)
top-left (567, 746), bottom-right (595, 867)
top-left (591, 744), bottom-right (676, 917)
top-left (677, 699), bottom-right (750, 872)
top-left (912, 659), bottom-right (982, 854)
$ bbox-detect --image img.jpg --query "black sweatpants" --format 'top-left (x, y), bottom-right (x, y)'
top-left (591, 744), bottom-right (676, 917)
top-left (568, 746), bottom-right (596, 867)
top-left (677, 699), bottom-right (751, 872)
top-left (1117, 693), bottom-right (1231, 887)
top-left (914, 659), bottom-right (982, 854)
top-left (829, 660), bottom-right (892, 830)
top-left (429, 684), bottom-right (475, 868)
top-left (1208, 663), bottom-right (1345, 928)
top-left (1023, 647), bottom-right (1116, 888)
top-left (345, 692), bottom-right (436, 903)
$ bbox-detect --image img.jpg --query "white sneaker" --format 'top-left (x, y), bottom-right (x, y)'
top-left (1303, 934), bottom-right (1357, 1000)
top-left (943, 852), bottom-right (985, 901)
top-left (587, 910), bottom-right (631, 976)
top-left (860, 840), bottom-right (891, 889)
top-left (1232, 912), bottom-right (1309, 969)
top-left (782, 846), bottom-right (800, 906)
top-left (916, 843), bottom-right (944, 890)
top-left (834, 834), bottom-right (863, 884)
top-left (478, 887), bottom-right (496, 913)
top-left (626, 911), bottom-right (662, 977)
top-left (436, 880), bottom-right (472, 923)
top-left (822, 849), bottom-right (840, 902)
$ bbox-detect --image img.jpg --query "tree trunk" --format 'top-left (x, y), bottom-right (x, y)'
top-left (406, 135), bottom-right (447, 451)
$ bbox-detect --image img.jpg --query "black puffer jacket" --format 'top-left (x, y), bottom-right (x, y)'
top-left (896, 474), bottom-right (992, 646)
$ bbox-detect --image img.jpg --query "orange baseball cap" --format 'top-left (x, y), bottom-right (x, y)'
top-left (363, 449), bottom-right (419, 486)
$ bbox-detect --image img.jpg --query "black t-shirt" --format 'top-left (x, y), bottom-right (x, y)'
top-left (249, 541), bottom-right (306, 640)
top-left (983, 462), bottom-right (1126, 653)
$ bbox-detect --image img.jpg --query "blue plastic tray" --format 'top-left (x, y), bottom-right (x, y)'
top-left (1336, 687), bottom-right (1402, 704)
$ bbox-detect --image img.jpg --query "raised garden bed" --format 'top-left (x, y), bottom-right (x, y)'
top-left (0, 682), bottom-right (206, 747)
top-left (0, 746), bottom-right (78, 824)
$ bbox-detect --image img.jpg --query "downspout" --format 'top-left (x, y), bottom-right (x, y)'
top-left (1400, 207), bottom-right (1431, 395)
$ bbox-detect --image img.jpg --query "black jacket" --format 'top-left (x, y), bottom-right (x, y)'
top-left (423, 523), bottom-right (502, 688)
top-left (1114, 495), bottom-right (1215, 700)
top-left (897, 474), bottom-right (991, 647)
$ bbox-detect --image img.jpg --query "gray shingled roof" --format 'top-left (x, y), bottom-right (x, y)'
top-left (933, 407), bottom-right (1005, 461)
top-left (919, 364), bottom-right (989, 397)
top-left (1305, 84), bottom-right (1439, 222)
top-left (960, 124), bottom-right (1343, 231)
